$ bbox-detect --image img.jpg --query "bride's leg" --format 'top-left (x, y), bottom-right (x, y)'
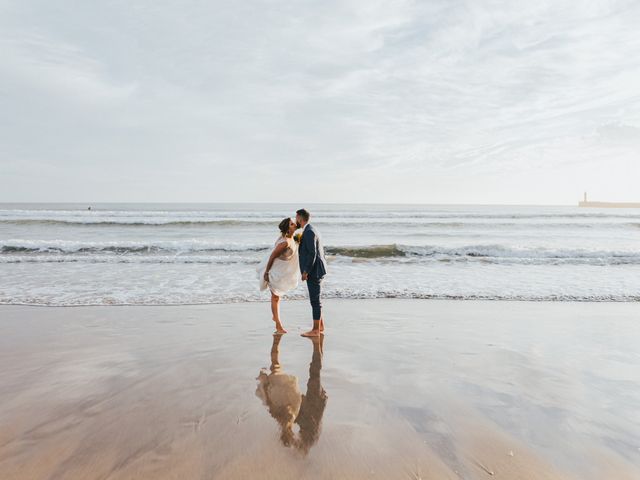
top-left (270, 292), bottom-right (280, 322)
top-left (270, 292), bottom-right (287, 333)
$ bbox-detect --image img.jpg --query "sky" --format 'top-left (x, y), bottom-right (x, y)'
top-left (1, 0), bottom-right (639, 204)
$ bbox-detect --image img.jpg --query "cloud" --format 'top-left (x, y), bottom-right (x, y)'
top-left (0, 30), bottom-right (136, 105)
top-left (596, 122), bottom-right (640, 144)
top-left (0, 0), bottom-right (639, 202)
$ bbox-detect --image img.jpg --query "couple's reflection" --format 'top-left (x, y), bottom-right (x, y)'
top-left (256, 335), bottom-right (327, 455)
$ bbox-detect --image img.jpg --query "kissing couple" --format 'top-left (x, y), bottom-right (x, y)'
top-left (257, 209), bottom-right (327, 337)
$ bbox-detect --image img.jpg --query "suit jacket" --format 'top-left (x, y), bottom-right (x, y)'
top-left (298, 224), bottom-right (327, 280)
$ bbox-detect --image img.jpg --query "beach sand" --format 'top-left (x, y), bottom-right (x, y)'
top-left (0, 300), bottom-right (639, 479)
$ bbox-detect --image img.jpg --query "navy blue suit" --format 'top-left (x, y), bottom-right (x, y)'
top-left (298, 224), bottom-right (327, 320)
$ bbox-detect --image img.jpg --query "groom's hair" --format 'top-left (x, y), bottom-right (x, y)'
top-left (296, 209), bottom-right (310, 222)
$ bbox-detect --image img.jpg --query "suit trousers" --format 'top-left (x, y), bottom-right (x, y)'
top-left (306, 277), bottom-right (323, 321)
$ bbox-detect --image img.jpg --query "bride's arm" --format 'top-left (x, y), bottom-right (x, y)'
top-left (263, 241), bottom-right (288, 282)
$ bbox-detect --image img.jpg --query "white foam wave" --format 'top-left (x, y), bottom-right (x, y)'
top-left (2, 240), bottom-right (639, 266)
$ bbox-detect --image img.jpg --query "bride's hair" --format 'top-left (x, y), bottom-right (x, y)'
top-left (278, 217), bottom-right (291, 236)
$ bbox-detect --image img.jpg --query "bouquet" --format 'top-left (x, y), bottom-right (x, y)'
top-left (293, 232), bottom-right (302, 244)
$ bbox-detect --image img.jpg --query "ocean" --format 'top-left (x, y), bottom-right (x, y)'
top-left (1, 203), bottom-right (639, 305)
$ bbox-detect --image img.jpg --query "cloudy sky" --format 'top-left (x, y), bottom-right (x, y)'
top-left (1, 0), bottom-right (639, 204)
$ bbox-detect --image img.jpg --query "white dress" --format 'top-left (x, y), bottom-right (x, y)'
top-left (257, 237), bottom-right (300, 296)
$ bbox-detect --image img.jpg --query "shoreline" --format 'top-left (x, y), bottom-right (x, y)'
top-left (1, 300), bottom-right (638, 479)
top-left (2, 296), bottom-right (639, 308)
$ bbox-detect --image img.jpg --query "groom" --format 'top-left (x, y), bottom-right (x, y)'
top-left (296, 209), bottom-right (327, 337)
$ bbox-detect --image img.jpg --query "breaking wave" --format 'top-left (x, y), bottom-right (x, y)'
top-left (2, 240), bottom-right (639, 265)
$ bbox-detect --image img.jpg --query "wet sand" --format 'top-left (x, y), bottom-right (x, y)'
top-left (0, 300), bottom-right (639, 479)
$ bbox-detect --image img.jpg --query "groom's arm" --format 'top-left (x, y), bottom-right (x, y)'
top-left (301, 229), bottom-right (317, 275)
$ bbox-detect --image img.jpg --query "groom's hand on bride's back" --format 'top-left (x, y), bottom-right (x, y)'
top-left (301, 272), bottom-right (308, 281)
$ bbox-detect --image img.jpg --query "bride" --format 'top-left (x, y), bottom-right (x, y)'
top-left (257, 217), bottom-right (300, 334)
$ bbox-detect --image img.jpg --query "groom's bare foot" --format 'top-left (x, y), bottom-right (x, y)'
top-left (320, 319), bottom-right (325, 332)
top-left (301, 329), bottom-right (321, 337)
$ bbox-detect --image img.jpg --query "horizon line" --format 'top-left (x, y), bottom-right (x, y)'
top-left (0, 201), bottom-right (587, 207)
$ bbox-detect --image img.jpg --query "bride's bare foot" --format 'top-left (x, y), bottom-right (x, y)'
top-left (272, 318), bottom-right (287, 334)
top-left (301, 329), bottom-right (321, 338)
